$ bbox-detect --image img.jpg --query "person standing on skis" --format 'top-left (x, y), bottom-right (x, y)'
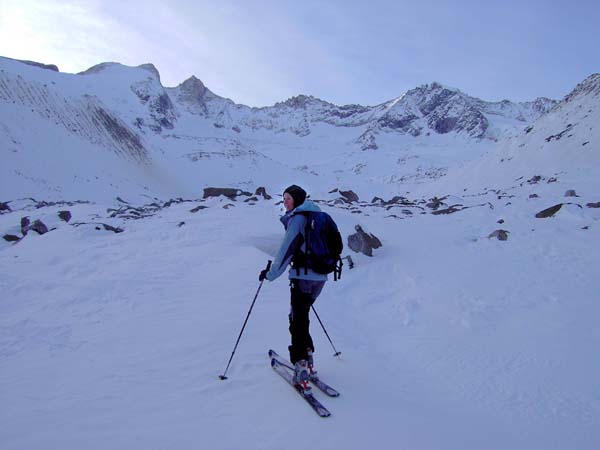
top-left (259, 185), bottom-right (326, 390)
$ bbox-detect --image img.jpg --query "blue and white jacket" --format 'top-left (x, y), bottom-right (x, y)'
top-left (266, 200), bottom-right (328, 282)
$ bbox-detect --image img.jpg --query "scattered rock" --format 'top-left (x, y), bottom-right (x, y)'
top-left (564, 190), bottom-right (578, 197)
top-left (535, 204), bottom-right (563, 218)
top-left (547, 177), bottom-right (558, 183)
top-left (244, 196), bottom-right (259, 203)
top-left (340, 190), bottom-right (359, 203)
top-left (223, 204), bottom-right (235, 209)
top-left (203, 187), bottom-right (252, 200)
top-left (27, 198), bottom-right (90, 209)
top-left (527, 175), bottom-right (542, 184)
top-left (190, 205), bottom-right (208, 213)
top-left (3, 234), bottom-right (20, 242)
top-left (163, 198), bottom-right (191, 208)
top-left (348, 225), bottom-right (382, 257)
top-left (21, 216), bottom-right (31, 235)
top-left (177, 222), bottom-right (185, 228)
top-left (58, 210), bottom-right (72, 222)
top-left (529, 194), bottom-right (539, 198)
top-left (255, 187), bottom-right (272, 200)
top-left (101, 224), bottom-right (123, 233)
top-left (0, 201), bottom-right (11, 213)
top-left (497, 219), bottom-right (505, 224)
top-left (426, 196), bottom-right (445, 210)
top-left (432, 205), bottom-right (464, 215)
top-left (72, 222), bottom-right (123, 233)
top-left (586, 202), bottom-right (600, 208)
top-left (29, 219), bottom-right (49, 235)
top-left (488, 230), bottom-right (509, 241)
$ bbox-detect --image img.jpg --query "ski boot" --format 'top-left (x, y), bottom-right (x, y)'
top-left (293, 360), bottom-right (311, 391)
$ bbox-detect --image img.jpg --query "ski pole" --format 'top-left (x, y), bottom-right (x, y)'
top-left (219, 260), bottom-right (272, 380)
top-left (311, 305), bottom-right (341, 357)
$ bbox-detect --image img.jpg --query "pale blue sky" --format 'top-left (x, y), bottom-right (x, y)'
top-left (1, 0), bottom-right (598, 106)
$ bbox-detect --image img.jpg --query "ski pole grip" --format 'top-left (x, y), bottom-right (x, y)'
top-left (265, 260), bottom-right (272, 272)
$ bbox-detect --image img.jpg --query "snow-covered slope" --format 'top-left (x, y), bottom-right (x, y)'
top-left (1, 190), bottom-right (599, 450)
top-left (1, 57), bottom-right (599, 450)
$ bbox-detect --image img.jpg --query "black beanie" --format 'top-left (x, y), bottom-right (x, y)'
top-left (284, 184), bottom-right (307, 208)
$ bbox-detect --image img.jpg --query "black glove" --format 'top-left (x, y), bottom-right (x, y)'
top-left (259, 269), bottom-right (268, 282)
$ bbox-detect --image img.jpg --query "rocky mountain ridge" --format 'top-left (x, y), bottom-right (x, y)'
top-left (2, 56), bottom-right (596, 204)
top-left (66, 60), bottom-right (557, 142)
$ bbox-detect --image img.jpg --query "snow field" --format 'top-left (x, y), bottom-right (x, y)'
top-left (1, 192), bottom-right (599, 449)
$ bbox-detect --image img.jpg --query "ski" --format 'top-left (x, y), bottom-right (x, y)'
top-left (271, 358), bottom-right (331, 417)
top-left (268, 349), bottom-right (340, 397)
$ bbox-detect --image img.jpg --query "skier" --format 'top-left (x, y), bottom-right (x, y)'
top-left (259, 185), bottom-right (326, 390)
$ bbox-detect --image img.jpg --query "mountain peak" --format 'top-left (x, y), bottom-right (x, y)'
top-left (78, 62), bottom-right (161, 82)
top-left (78, 62), bottom-right (121, 75)
top-left (177, 75), bottom-right (208, 98)
top-left (564, 73), bottom-right (600, 103)
top-left (275, 94), bottom-right (329, 109)
top-left (137, 63), bottom-right (161, 82)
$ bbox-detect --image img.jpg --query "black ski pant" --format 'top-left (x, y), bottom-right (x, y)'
top-left (288, 279), bottom-right (325, 365)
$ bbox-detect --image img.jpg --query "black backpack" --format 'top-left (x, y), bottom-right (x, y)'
top-left (292, 211), bottom-right (344, 280)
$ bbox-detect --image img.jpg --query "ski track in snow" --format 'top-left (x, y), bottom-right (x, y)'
top-left (1, 193), bottom-right (599, 450)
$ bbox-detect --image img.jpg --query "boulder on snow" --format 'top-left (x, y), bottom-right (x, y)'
top-left (0, 201), bottom-right (11, 213)
top-left (58, 210), bottom-right (72, 222)
top-left (348, 225), bottom-right (382, 257)
top-left (203, 187), bottom-right (252, 200)
top-left (190, 205), bottom-right (208, 213)
top-left (29, 219), bottom-right (49, 235)
top-left (163, 198), bottom-right (190, 208)
top-left (535, 204), bottom-right (563, 218)
top-left (426, 196), bottom-right (445, 210)
top-left (21, 216), bottom-right (31, 235)
top-left (340, 190), bottom-right (359, 203)
top-left (586, 202), bottom-right (600, 208)
top-left (100, 223), bottom-right (123, 233)
top-left (3, 234), bottom-right (20, 243)
top-left (255, 187), bottom-right (272, 200)
top-left (564, 190), bottom-right (578, 197)
top-left (431, 205), bottom-right (464, 215)
top-left (488, 229), bottom-right (509, 241)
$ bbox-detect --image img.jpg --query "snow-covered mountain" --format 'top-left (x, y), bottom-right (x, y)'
top-left (423, 73), bottom-right (600, 196)
top-left (1, 56), bottom-right (559, 202)
top-left (2, 57), bottom-right (599, 450)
